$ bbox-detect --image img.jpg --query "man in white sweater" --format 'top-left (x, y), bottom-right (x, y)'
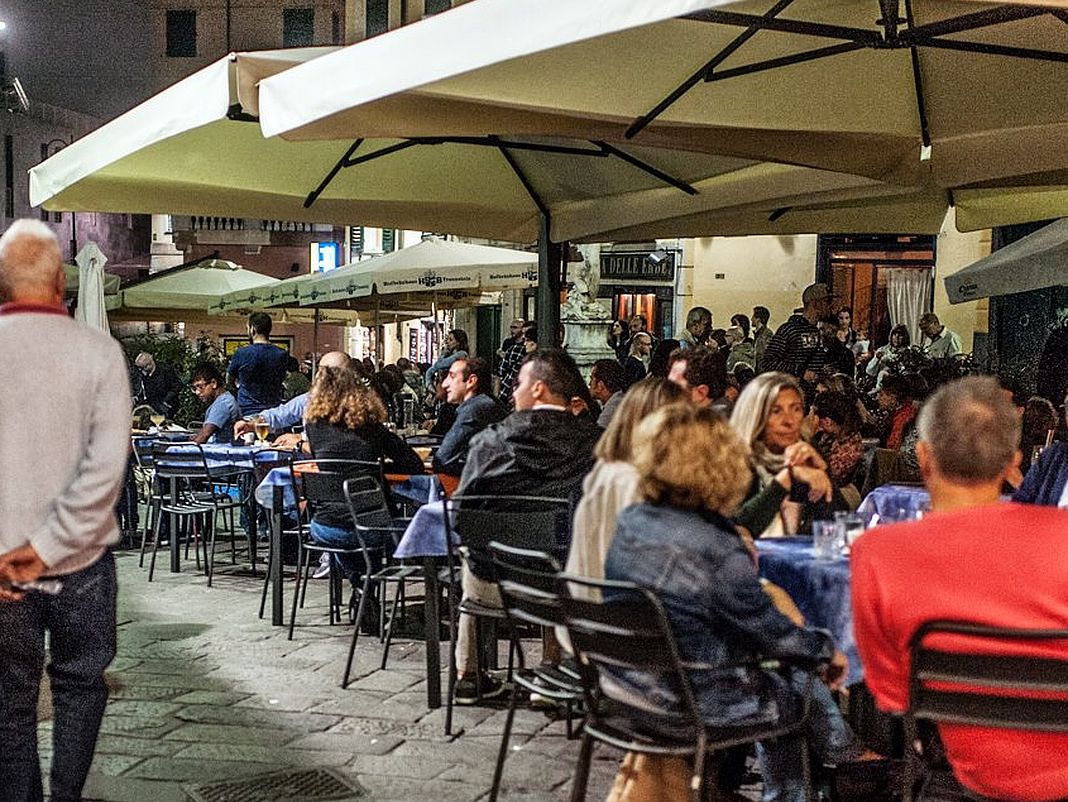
top-left (0, 220), bottom-right (130, 802)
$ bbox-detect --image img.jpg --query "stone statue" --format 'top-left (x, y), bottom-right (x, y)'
top-left (562, 249), bottom-right (610, 322)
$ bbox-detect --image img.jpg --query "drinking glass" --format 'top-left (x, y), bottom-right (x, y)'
top-left (834, 511), bottom-right (865, 550)
top-left (812, 520), bottom-right (843, 560)
top-left (150, 413), bottom-right (165, 431)
top-left (254, 417), bottom-right (270, 444)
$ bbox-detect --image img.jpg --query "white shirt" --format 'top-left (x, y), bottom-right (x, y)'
top-left (1058, 479), bottom-right (1068, 509)
top-left (923, 327), bottom-right (963, 359)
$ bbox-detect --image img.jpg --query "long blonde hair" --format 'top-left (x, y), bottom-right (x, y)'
top-left (305, 366), bottom-right (386, 430)
top-left (730, 372), bottom-right (804, 472)
top-left (595, 377), bottom-right (684, 462)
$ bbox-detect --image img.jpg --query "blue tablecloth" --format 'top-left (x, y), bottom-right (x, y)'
top-left (756, 537), bottom-right (862, 686)
top-left (856, 484), bottom-right (930, 527)
top-left (394, 501), bottom-right (451, 558)
top-left (136, 437), bottom-right (288, 472)
top-left (254, 468), bottom-right (438, 513)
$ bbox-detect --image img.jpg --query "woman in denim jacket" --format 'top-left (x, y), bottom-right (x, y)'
top-left (604, 403), bottom-right (873, 802)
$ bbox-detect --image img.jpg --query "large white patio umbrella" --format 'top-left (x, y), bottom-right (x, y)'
top-left (259, 0), bottom-right (1068, 203)
top-left (210, 273), bottom-right (365, 326)
top-left (299, 237), bottom-right (538, 306)
top-left (113, 258), bottom-right (276, 322)
top-left (946, 218), bottom-right (1068, 304)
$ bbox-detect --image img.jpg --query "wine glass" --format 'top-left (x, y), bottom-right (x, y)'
top-left (254, 417), bottom-right (270, 445)
top-left (150, 413), bottom-right (165, 432)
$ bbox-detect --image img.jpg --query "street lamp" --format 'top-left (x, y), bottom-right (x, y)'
top-left (44, 138), bottom-right (77, 261)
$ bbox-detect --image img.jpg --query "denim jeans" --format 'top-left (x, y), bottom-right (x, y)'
top-left (756, 668), bottom-right (864, 802)
top-left (308, 520), bottom-right (385, 582)
top-left (0, 552), bottom-right (118, 802)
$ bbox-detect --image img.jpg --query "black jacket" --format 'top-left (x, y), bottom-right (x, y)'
top-left (457, 408), bottom-right (600, 501)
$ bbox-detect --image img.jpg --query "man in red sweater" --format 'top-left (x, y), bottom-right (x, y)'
top-left (852, 376), bottom-right (1068, 802)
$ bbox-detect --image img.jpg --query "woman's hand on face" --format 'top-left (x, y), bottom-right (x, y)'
top-left (782, 441), bottom-right (827, 471)
top-left (790, 464), bottom-right (834, 503)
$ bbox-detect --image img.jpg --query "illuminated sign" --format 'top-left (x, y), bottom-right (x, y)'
top-left (310, 241), bottom-right (341, 273)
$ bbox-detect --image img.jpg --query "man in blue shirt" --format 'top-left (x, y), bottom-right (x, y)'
top-left (191, 363), bottom-right (239, 444)
top-left (226, 312), bottom-right (289, 416)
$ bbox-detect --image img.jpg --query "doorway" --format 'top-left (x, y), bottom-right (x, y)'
top-left (817, 234), bottom-right (936, 348)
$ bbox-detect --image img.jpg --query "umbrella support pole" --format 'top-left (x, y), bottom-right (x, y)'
top-left (536, 213), bottom-right (561, 347)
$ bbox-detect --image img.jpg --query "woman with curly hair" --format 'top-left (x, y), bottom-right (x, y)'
top-left (603, 403), bottom-right (873, 802)
top-left (731, 372), bottom-right (848, 538)
top-left (304, 366), bottom-right (424, 576)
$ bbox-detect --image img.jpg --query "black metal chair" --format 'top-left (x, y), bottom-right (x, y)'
top-left (904, 619), bottom-right (1068, 802)
top-left (147, 442), bottom-right (233, 585)
top-left (485, 542), bottom-right (584, 802)
top-left (340, 477), bottom-right (419, 688)
top-left (132, 436), bottom-right (158, 567)
top-left (559, 574), bottom-right (816, 802)
top-left (441, 494), bottom-right (572, 736)
top-left (287, 459), bottom-right (385, 639)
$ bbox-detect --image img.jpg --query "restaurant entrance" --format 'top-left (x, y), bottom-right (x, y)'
top-left (817, 234), bottom-right (936, 348)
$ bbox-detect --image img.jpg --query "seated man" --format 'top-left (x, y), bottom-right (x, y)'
top-left (667, 345), bottom-right (729, 411)
top-left (589, 358), bottom-right (626, 428)
top-left (432, 356), bottom-right (505, 477)
top-left (453, 348), bottom-right (601, 701)
top-left (190, 363), bottom-right (239, 445)
top-left (233, 350), bottom-right (349, 447)
top-left (853, 376), bottom-right (1068, 802)
top-left (133, 351), bottom-right (182, 417)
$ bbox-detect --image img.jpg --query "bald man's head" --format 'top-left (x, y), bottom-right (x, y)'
top-left (0, 220), bottom-right (64, 304)
top-left (317, 351), bottom-right (350, 370)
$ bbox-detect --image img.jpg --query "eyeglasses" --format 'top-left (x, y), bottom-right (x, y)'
top-left (192, 381), bottom-right (212, 391)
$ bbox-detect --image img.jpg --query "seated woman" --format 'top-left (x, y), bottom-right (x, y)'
top-left (731, 372), bottom-right (848, 538)
top-left (810, 390), bottom-right (865, 488)
top-left (303, 366), bottom-right (424, 579)
top-left (876, 373), bottom-right (918, 450)
top-left (566, 377), bottom-right (684, 589)
top-left (604, 403), bottom-right (873, 802)
top-left (1014, 390), bottom-right (1068, 506)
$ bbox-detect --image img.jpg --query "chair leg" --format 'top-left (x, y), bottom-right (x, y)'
top-left (206, 513), bottom-right (217, 587)
top-left (259, 541), bottom-right (272, 619)
top-left (380, 581), bottom-right (403, 670)
top-left (569, 732), bottom-right (595, 802)
top-left (444, 576), bottom-right (460, 737)
top-left (147, 507), bottom-right (164, 582)
top-left (342, 575), bottom-right (372, 689)
top-left (801, 736), bottom-right (812, 802)
top-left (299, 548), bottom-right (313, 608)
top-left (690, 732), bottom-right (709, 802)
top-left (228, 506), bottom-right (237, 565)
top-left (288, 545), bottom-right (307, 640)
top-left (139, 499), bottom-right (158, 567)
top-left (489, 682), bottom-right (520, 802)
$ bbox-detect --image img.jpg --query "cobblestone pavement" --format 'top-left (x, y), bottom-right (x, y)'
top-left (38, 551), bottom-right (624, 802)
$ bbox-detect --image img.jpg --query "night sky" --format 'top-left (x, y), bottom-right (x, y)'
top-left (1, 0), bottom-right (153, 120)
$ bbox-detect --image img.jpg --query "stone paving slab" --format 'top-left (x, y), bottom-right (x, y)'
top-left (40, 552), bottom-right (625, 801)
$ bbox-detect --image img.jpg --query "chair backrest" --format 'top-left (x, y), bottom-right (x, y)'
top-left (343, 476), bottom-right (396, 534)
top-left (907, 619), bottom-right (1068, 734)
top-left (151, 441), bottom-right (210, 479)
top-left (445, 493), bottom-right (570, 558)
top-left (488, 542), bottom-right (563, 630)
top-left (559, 573), bottom-right (704, 728)
top-left (291, 458), bottom-right (381, 507)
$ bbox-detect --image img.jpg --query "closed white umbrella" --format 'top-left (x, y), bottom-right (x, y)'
top-left (945, 218), bottom-right (1068, 304)
top-left (74, 242), bottom-right (109, 331)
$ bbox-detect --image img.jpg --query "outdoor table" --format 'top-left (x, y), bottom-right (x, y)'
top-left (856, 483), bottom-right (930, 527)
top-left (395, 500), bottom-right (451, 709)
top-left (150, 441), bottom-right (290, 575)
top-left (755, 537), bottom-right (863, 687)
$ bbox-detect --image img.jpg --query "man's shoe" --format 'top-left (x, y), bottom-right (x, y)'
top-left (454, 673), bottom-right (507, 705)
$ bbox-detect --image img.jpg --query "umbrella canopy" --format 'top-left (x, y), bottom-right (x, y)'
top-left (74, 242), bottom-right (110, 331)
top-left (945, 218), bottom-right (1068, 304)
top-left (258, 0), bottom-right (1068, 231)
top-left (299, 237), bottom-right (538, 306)
top-left (63, 262), bottom-right (121, 296)
top-left (210, 273), bottom-right (365, 325)
top-left (26, 47), bottom-right (961, 244)
top-left (117, 259), bottom-right (276, 315)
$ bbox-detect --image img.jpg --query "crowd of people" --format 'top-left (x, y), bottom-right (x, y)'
top-left (4, 212), bottom-right (1068, 802)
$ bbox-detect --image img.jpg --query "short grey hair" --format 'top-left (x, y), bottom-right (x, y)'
top-left (686, 306), bottom-right (712, 328)
top-left (0, 219), bottom-right (63, 297)
top-left (917, 376), bottom-right (1020, 482)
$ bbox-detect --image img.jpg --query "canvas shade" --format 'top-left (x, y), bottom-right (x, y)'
top-left (63, 263), bottom-right (121, 296)
top-left (27, 47), bottom-right (963, 244)
top-left (210, 273), bottom-right (367, 325)
top-left (945, 218), bottom-right (1068, 304)
top-left (117, 259), bottom-right (275, 314)
top-left (258, 0), bottom-right (1068, 231)
top-left (299, 238), bottom-right (538, 305)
